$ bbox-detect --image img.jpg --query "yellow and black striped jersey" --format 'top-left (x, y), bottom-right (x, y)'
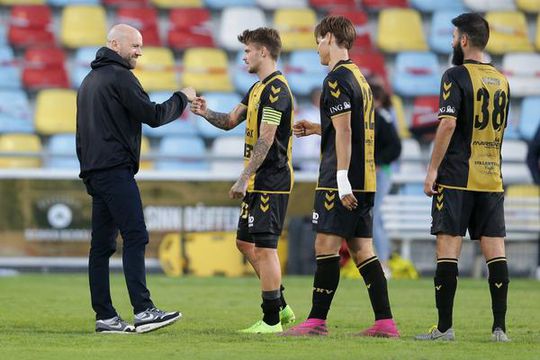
top-left (317, 59), bottom-right (376, 192)
top-left (240, 71), bottom-right (294, 193)
top-left (437, 60), bottom-right (510, 192)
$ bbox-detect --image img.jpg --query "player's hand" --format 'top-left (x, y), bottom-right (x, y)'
top-left (190, 96), bottom-right (207, 117)
top-left (180, 87), bottom-right (196, 102)
top-left (229, 178), bottom-right (248, 199)
top-left (424, 169), bottom-right (439, 197)
top-left (340, 193), bottom-right (358, 211)
top-left (293, 119), bottom-right (319, 137)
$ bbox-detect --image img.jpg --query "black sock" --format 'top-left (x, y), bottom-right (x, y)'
top-left (487, 257), bottom-right (509, 332)
top-left (435, 258), bottom-right (458, 332)
top-left (307, 254), bottom-right (340, 320)
top-left (261, 290), bottom-right (281, 325)
top-left (280, 284), bottom-right (287, 309)
top-left (358, 256), bottom-right (392, 320)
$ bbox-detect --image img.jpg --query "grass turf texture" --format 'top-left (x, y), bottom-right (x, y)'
top-left (1, 275), bottom-right (539, 359)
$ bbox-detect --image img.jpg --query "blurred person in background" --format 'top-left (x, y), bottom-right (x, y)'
top-left (77, 24), bottom-right (195, 334)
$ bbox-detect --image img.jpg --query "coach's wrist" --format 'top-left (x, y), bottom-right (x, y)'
top-left (337, 170), bottom-right (352, 199)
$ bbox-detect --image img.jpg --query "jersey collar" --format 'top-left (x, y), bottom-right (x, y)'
top-left (464, 59), bottom-right (493, 66)
top-left (262, 70), bottom-right (282, 84)
top-left (331, 59), bottom-right (352, 72)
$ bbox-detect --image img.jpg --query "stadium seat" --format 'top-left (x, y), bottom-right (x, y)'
top-left (204, 0), bottom-right (254, 8)
top-left (429, 10), bottom-right (463, 54)
top-left (350, 50), bottom-right (389, 88)
top-left (210, 136), bottom-right (245, 175)
top-left (503, 106), bottom-right (521, 140)
top-left (0, 46), bottom-right (22, 89)
top-left (167, 8), bottom-right (214, 50)
top-left (61, 5), bottom-right (107, 48)
top-left (182, 48), bottom-right (233, 92)
top-left (463, 0), bottom-right (515, 11)
top-left (35, 89), bottom-right (77, 135)
top-left (117, 7), bottom-right (160, 46)
top-left (363, 0), bottom-right (408, 11)
top-left (392, 52), bottom-right (440, 97)
top-left (22, 47), bottom-right (69, 89)
top-left (139, 135), bottom-right (153, 170)
top-left (377, 9), bottom-right (428, 53)
top-left (310, 0), bottom-right (355, 10)
top-left (8, 5), bottom-right (55, 48)
top-left (44, 134), bottom-right (78, 169)
top-left (395, 138), bottom-right (425, 179)
top-left (536, 15), bottom-right (540, 50)
top-left (410, 0), bottom-right (464, 12)
top-left (0, 0), bottom-right (44, 4)
top-left (156, 136), bottom-right (209, 171)
top-left (330, 9), bottom-right (372, 52)
top-left (133, 47), bottom-right (177, 92)
top-left (502, 53), bottom-right (540, 97)
top-left (391, 95), bottom-right (411, 139)
top-left (518, 97), bottom-right (540, 141)
top-left (517, 0), bottom-right (540, 12)
top-left (257, 0), bottom-right (307, 9)
top-left (285, 50), bottom-right (326, 97)
top-left (142, 91), bottom-right (197, 138)
top-left (103, 0), bottom-right (149, 6)
top-left (0, 23), bottom-right (6, 45)
top-left (506, 184), bottom-right (540, 197)
top-left (485, 11), bottom-right (533, 54)
top-left (411, 96), bottom-right (439, 130)
top-left (0, 90), bottom-right (33, 133)
top-left (0, 134), bottom-right (42, 168)
top-left (502, 139), bottom-right (528, 162)
top-left (274, 8), bottom-right (317, 51)
top-left (218, 7), bottom-right (266, 51)
top-left (71, 46), bottom-right (98, 88)
top-left (48, 0), bottom-right (100, 5)
top-left (193, 92), bottom-right (244, 138)
top-left (151, 0), bottom-right (202, 8)
top-left (184, 232), bottom-right (245, 277)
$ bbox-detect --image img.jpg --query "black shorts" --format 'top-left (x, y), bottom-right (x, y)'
top-left (431, 187), bottom-right (506, 240)
top-left (312, 190), bottom-right (374, 239)
top-left (236, 192), bottom-right (289, 243)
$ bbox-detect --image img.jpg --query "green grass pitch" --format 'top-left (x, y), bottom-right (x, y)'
top-left (1, 274), bottom-right (539, 359)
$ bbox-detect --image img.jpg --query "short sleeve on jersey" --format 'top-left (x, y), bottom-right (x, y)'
top-left (438, 69), bottom-right (461, 119)
top-left (322, 75), bottom-right (352, 118)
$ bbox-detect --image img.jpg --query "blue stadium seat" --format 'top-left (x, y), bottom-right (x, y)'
top-left (410, 0), bottom-right (464, 12)
top-left (399, 183), bottom-right (424, 195)
top-left (71, 46), bottom-right (98, 88)
top-left (429, 10), bottom-right (463, 54)
top-left (142, 92), bottom-right (198, 138)
top-left (48, 0), bottom-right (100, 5)
top-left (193, 92), bottom-right (245, 138)
top-left (204, 0), bottom-right (254, 8)
top-left (156, 136), bottom-right (209, 171)
top-left (519, 96), bottom-right (540, 141)
top-left (0, 46), bottom-right (21, 89)
top-left (0, 24), bottom-right (6, 45)
top-left (285, 50), bottom-right (326, 97)
top-left (0, 90), bottom-right (33, 133)
top-left (45, 134), bottom-right (79, 169)
top-left (392, 52), bottom-right (440, 97)
top-left (504, 107), bottom-right (521, 140)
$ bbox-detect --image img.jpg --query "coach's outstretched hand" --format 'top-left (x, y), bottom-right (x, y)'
top-left (293, 119), bottom-right (321, 137)
top-left (180, 87), bottom-right (196, 102)
top-left (190, 96), bottom-right (207, 117)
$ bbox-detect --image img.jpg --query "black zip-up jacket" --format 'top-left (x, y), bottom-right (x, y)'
top-left (374, 107), bottom-right (402, 166)
top-left (76, 47), bottom-right (188, 178)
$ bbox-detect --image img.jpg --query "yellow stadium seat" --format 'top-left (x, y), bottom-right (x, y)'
top-left (485, 11), bottom-right (533, 54)
top-left (377, 9), bottom-right (427, 53)
top-left (391, 95), bottom-right (411, 139)
top-left (0, 134), bottom-right (42, 168)
top-left (516, 0), bottom-right (540, 13)
top-left (506, 184), bottom-right (540, 197)
top-left (35, 89), bottom-right (77, 135)
top-left (133, 47), bottom-right (178, 92)
top-left (536, 14), bottom-right (540, 50)
top-left (274, 8), bottom-right (317, 51)
top-left (151, 0), bottom-right (202, 8)
top-left (184, 232), bottom-right (245, 277)
top-left (0, 0), bottom-right (43, 4)
top-left (182, 48), bottom-right (233, 92)
top-left (61, 5), bottom-right (107, 49)
top-left (139, 135), bottom-right (153, 170)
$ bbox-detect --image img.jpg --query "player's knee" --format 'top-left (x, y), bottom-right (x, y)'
top-left (253, 233), bottom-right (279, 249)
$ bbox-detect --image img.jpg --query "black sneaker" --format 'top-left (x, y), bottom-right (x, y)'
top-left (95, 316), bottom-right (136, 334)
top-left (134, 307), bottom-right (182, 333)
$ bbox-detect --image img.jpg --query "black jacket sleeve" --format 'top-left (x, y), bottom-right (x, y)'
top-left (527, 125), bottom-right (540, 184)
top-left (116, 70), bottom-right (189, 128)
top-left (375, 109), bottom-right (402, 165)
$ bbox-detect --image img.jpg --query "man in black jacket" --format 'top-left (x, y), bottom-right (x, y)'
top-left (76, 24), bottom-right (195, 334)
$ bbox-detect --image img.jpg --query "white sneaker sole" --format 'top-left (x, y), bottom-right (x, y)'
top-left (135, 313), bottom-right (182, 334)
top-left (96, 330), bottom-right (136, 334)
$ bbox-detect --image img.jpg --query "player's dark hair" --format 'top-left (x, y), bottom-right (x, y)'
top-left (238, 27), bottom-right (282, 61)
top-left (314, 15), bottom-right (356, 50)
top-left (451, 13), bottom-right (490, 50)
top-left (368, 81), bottom-right (392, 110)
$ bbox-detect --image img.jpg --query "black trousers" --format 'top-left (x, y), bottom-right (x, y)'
top-left (84, 167), bottom-right (154, 320)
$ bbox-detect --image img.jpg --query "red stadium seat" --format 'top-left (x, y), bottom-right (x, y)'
top-left (8, 5), bottom-right (55, 48)
top-left (167, 8), bottom-right (214, 50)
top-left (309, 0), bottom-right (356, 10)
top-left (330, 9), bottom-right (372, 52)
top-left (350, 50), bottom-right (389, 88)
top-left (117, 7), bottom-right (161, 46)
top-left (103, 0), bottom-right (149, 7)
top-left (363, 0), bottom-right (409, 10)
top-left (410, 96), bottom-right (439, 142)
top-left (22, 47), bottom-right (69, 90)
